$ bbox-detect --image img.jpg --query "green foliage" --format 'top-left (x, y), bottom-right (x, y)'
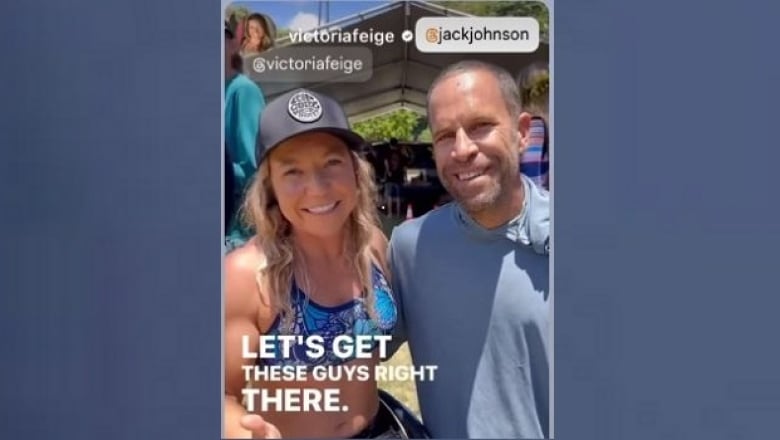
top-left (519, 67), bottom-right (550, 115)
top-left (411, 115), bottom-right (429, 141)
top-left (527, 71), bottom-right (549, 101)
top-left (225, 5), bottom-right (251, 22)
top-left (352, 109), bottom-right (425, 143)
top-left (430, 1), bottom-right (549, 41)
top-left (416, 127), bottom-right (433, 143)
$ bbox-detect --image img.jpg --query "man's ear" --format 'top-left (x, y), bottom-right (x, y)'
top-left (516, 111), bottom-right (533, 153)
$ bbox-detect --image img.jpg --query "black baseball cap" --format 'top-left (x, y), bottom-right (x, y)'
top-left (256, 89), bottom-right (364, 163)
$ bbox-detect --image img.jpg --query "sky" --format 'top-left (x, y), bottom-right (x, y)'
top-left (230, 1), bottom-right (393, 31)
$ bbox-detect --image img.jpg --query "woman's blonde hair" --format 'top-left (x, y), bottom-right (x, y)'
top-left (240, 148), bottom-right (380, 331)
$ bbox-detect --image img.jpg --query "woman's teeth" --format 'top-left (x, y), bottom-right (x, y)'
top-left (304, 202), bottom-right (338, 214)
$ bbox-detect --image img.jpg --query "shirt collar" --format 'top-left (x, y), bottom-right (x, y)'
top-left (453, 176), bottom-right (531, 245)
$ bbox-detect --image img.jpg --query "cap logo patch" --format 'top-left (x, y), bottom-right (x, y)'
top-left (287, 91), bottom-right (322, 123)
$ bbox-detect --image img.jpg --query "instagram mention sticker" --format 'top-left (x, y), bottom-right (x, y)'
top-left (415, 17), bottom-right (540, 53)
top-left (244, 46), bottom-right (373, 83)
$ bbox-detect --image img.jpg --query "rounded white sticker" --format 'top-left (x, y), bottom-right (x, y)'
top-left (287, 91), bottom-right (323, 123)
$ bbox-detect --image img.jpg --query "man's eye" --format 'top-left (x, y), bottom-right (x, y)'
top-left (434, 132), bottom-right (453, 143)
top-left (326, 158), bottom-right (343, 166)
top-left (467, 122), bottom-right (493, 137)
top-left (284, 169), bottom-right (301, 176)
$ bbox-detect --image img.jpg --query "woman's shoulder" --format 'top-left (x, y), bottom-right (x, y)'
top-left (225, 238), bottom-right (265, 275)
top-left (224, 239), bottom-right (267, 318)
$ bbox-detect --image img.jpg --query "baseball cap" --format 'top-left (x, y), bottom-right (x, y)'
top-left (256, 89), bottom-right (365, 163)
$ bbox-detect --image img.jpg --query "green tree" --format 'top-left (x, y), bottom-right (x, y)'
top-left (430, 1), bottom-right (549, 42)
top-left (416, 127), bottom-right (432, 143)
top-left (411, 116), bottom-right (429, 141)
top-left (352, 109), bottom-right (425, 143)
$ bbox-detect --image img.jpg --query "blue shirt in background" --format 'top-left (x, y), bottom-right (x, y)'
top-left (224, 73), bottom-right (265, 251)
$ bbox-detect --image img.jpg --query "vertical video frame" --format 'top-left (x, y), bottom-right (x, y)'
top-left (223, 1), bottom-right (550, 438)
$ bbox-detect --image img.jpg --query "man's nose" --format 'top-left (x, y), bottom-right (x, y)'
top-left (451, 128), bottom-right (478, 162)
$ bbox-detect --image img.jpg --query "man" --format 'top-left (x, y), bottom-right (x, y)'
top-left (224, 17), bottom-right (266, 252)
top-left (388, 60), bottom-right (550, 438)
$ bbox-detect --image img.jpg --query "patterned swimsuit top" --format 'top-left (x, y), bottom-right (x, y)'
top-left (262, 264), bottom-right (398, 367)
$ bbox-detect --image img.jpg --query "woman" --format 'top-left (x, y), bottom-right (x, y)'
top-left (240, 13), bottom-right (276, 56)
top-left (224, 89), bottom-right (422, 439)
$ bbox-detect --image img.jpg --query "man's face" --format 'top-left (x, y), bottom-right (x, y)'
top-left (428, 70), bottom-right (528, 215)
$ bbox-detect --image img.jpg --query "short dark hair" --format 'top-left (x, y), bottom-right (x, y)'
top-left (427, 60), bottom-right (523, 120)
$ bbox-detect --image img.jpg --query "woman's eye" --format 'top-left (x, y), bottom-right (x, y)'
top-left (284, 169), bottom-right (301, 176)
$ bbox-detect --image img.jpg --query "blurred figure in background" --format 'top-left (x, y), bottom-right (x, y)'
top-left (517, 62), bottom-right (550, 190)
top-left (383, 149), bottom-right (405, 217)
top-left (224, 16), bottom-right (266, 252)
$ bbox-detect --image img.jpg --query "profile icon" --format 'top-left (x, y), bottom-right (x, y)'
top-left (240, 13), bottom-right (277, 56)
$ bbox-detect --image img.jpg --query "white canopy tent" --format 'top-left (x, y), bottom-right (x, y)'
top-left (255, 0), bottom-right (549, 122)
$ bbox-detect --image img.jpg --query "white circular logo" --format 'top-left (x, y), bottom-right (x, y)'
top-left (287, 91), bottom-right (323, 123)
top-left (252, 57), bottom-right (266, 73)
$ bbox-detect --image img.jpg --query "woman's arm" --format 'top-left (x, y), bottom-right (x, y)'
top-left (223, 248), bottom-right (279, 438)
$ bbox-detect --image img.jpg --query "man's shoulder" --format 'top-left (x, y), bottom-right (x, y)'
top-left (521, 174), bottom-right (550, 255)
top-left (226, 74), bottom-right (262, 96)
top-left (390, 203), bottom-right (455, 250)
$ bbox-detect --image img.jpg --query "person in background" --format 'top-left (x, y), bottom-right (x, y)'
top-left (224, 16), bottom-right (266, 252)
top-left (383, 149), bottom-right (405, 217)
top-left (517, 61), bottom-right (550, 190)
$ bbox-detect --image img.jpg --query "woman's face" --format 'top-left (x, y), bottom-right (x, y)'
top-left (246, 18), bottom-right (266, 47)
top-left (267, 132), bottom-right (358, 239)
